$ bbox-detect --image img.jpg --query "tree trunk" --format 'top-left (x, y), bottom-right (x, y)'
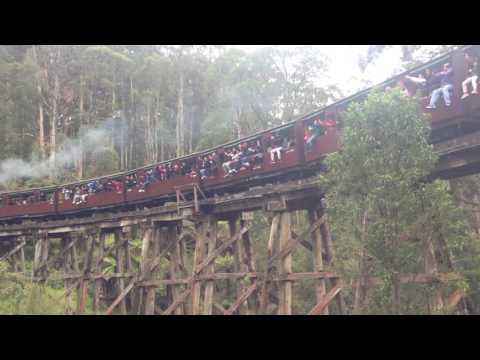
top-left (112, 72), bottom-right (116, 113)
top-left (424, 231), bottom-right (444, 313)
top-left (188, 109), bottom-right (193, 154)
top-left (77, 74), bottom-right (85, 179)
top-left (353, 211), bottom-right (369, 314)
top-left (153, 93), bottom-right (159, 163)
top-left (234, 109), bottom-right (243, 139)
top-left (49, 72), bottom-right (60, 175)
top-left (176, 70), bottom-right (184, 158)
top-left (32, 45), bottom-right (46, 159)
top-left (127, 76), bottom-right (135, 169)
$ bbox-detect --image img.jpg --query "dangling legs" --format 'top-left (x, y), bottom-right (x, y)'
top-left (442, 84), bottom-right (452, 106)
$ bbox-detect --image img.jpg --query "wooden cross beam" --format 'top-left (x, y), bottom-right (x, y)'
top-left (260, 214), bottom-right (326, 314)
top-left (446, 289), bottom-right (464, 314)
top-left (308, 284), bottom-right (342, 315)
top-left (291, 230), bottom-right (313, 252)
top-left (225, 282), bottom-right (258, 315)
top-left (62, 277), bottom-right (83, 298)
top-left (137, 271), bottom-right (340, 287)
top-left (106, 278), bottom-right (137, 315)
top-left (194, 226), bottom-right (249, 276)
top-left (163, 285), bottom-right (193, 315)
top-left (142, 232), bottom-right (183, 277)
top-left (0, 240), bottom-right (26, 262)
top-left (214, 302), bottom-right (228, 315)
top-left (268, 215), bottom-right (325, 267)
top-left (162, 226), bottom-right (250, 315)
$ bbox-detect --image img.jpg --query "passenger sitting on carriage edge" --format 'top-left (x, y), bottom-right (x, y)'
top-left (426, 63), bottom-right (454, 109)
top-left (305, 119), bottom-right (324, 151)
top-left (73, 186), bottom-right (88, 205)
top-left (240, 148), bottom-right (251, 169)
top-left (223, 149), bottom-right (240, 176)
top-left (199, 156), bottom-right (210, 179)
top-left (62, 187), bottom-right (73, 200)
top-left (270, 133), bottom-right (283, 163)
top-left (87, 180), bottom-right (99, 194)
top-left (139, 170), bottom-right (154, 192)
top-left (461, 53), bottom-right (479, 99)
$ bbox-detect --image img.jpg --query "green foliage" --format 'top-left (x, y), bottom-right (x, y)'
top-left (0, 261), bottom-right (68, 315)
top-left (323, 89), bottom-right (474, 314)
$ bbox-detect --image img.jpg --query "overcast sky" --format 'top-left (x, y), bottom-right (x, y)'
top-left (231, 45), bottom-right (404, 97)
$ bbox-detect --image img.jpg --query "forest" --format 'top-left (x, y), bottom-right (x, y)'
top-left (1, 44), bottom-right (480, 315)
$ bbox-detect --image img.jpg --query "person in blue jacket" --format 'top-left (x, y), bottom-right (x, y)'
top-left (426, 63), bottom-right (454, 109)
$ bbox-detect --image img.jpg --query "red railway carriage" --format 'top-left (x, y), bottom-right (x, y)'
top-left (57, 175), bottom-right (125, 214)
top-left (1, 45), bottom-right (480, 221)
top-left (125, 157), bottom-right (201, 204)
top-left (0, 189), bottom-right (56, 219)
top-left (200, 139), bottom-right (265, 189)
top-left (261, 123), bottom-right (303, 173)
top-left (303, 109), bottom-right (340, 163)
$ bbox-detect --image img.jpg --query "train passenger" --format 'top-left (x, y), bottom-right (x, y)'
top-left (239, 149), bottom-right (251, 169)
top-left (125, 175), bottom-right (137, 191)
top-left (166, 163), bottom-right (173, 179)
top-left (461, 53), bottom-right (479, 99)
top-left (72, 187), bottom-right (87, 205)
top-left (199, 156), bottom-right (210, 179)
top-left (103, 180), bottom-right (113, 192)
top-left (305, 119), bottom-right (324, 151)
top-left (210, 153), bottom-right (218, 174)
top-left (140, 169), bottom-right (158, 192)
top-left (405, 72), bottom-right (425, 95)
top-left (112, 179), bottom-right (122, 194)
top-left (269, 133), bottom-right (283, 163)
top-left (223, 148), bottom-right (240, 177)
top-left (173, 163), bottom-right (180, 177)
top-left (188, 168), bottom-right (198, 179)
top-left (222, 150), bottom-right (233, 176)
top-left (248, 144), bottom-right (264, 169)
top-left (87, 180), bottom-right (99, 194)
top-left (426, 63), bottom-right (454, 109)
top-left (204, 153), bottom-right (218, 178)
top-left (62, 187), bottom-right (73, 201)
top-left (157, 164), bottom-right (167, 181)
top-left (404, 69), bottom-right (435, 98)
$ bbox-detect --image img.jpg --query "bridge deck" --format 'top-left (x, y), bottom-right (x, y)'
top-left (0, 178), bottom-right (324, 238)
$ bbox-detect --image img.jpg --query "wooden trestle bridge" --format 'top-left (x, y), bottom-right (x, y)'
top-left (1, 127), bottom-right (480, 315)
top-left (2, 44), bottom-right (480, 314)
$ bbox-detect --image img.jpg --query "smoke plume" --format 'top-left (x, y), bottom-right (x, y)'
top-left (0, 115), bottom-right (124, 185)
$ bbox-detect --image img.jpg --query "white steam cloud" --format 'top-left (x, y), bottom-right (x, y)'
top-left (0, 116), bottom-right (123, 184)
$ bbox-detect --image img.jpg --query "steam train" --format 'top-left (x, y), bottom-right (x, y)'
top-left (1, 45), bottom-right (480, 221)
